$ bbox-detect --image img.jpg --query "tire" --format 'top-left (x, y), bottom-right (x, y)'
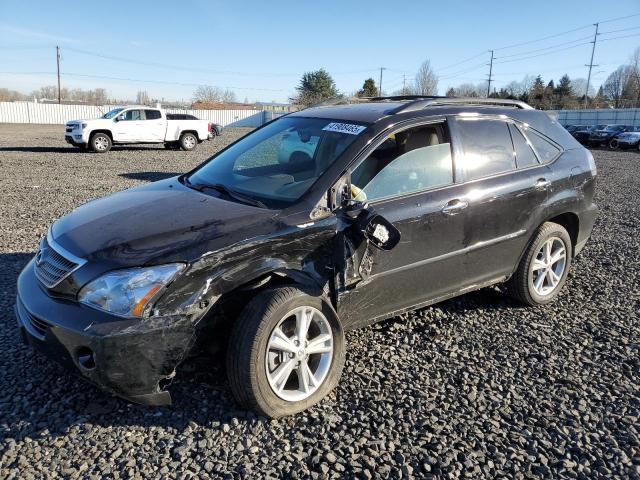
top-left (507, 222), bottom-right (573, 306)
top-left (90, 133), bottom-right (112, 153)
top-left (226, 287), bottom-right (345, 418)
top-left (608, 138), bottom-right (619, 150)
top-left (179, 132), bottom-right (198, 151)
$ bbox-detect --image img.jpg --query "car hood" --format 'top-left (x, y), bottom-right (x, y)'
top-left (51, 177), bottom-right (280, 266)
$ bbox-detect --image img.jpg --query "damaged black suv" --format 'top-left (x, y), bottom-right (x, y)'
top-left (16, 97), bottom-right (597, 418)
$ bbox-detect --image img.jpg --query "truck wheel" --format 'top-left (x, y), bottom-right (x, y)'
top-left (179, 133), bottom-right (197, 151)
top-left (226, 287), bottom-right (345, 418)
top-left (90, 133), bottom-right (112, 153)
top-left (507, 222), bottom-right (572, 306)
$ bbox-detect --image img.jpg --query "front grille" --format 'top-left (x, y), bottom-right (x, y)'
top-left (34, 236), bottom-right (82, 288)
top-left (17, 298), bottom-right (52, 339)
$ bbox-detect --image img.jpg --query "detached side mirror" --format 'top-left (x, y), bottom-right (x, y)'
top-left (362, 214), bottom-right (401, 251)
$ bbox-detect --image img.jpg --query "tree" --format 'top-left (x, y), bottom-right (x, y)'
top-left (292, 69), bottom-right (339, 107)
top-left (136, 90), bottom-right (150, 105)
top-left (529, 76), bottom-right (545, 108)
top-left (192, 85), bottom-right (236, 104)
top-left (357, 78), bottom-right (378, 97)
top-left (603, 66), bottom-right (629, 108)
top-left (414, 60), bottom-right (438, 95)
top-left (0, 88), bottom-right (27, 101)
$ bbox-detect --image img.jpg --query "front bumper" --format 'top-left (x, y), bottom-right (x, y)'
top-left (616, 140), bottom-right (639, 149)
top-left (64, 129), bottom-right (88, 146)
top-left (15, 259), bottom-right (197, 405)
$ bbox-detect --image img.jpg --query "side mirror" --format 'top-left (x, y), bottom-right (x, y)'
top-left (362, 214), bottom-right (400, 251)
top-left (115, 114), bottom-right (125, 122)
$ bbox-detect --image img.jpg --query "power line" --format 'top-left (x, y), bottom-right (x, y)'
top-left (599, 32), bottom-right (640, 42)
top-left (598, 25), bottom-right (640, 35)
top-left (494, 42), bottom-right (592, 64)
top-left (437, 51), bottom-right (488, 71)
top-left (0, 71), bottom-right (288, 92)
top-left (495, 35), bottom-right (593, 60)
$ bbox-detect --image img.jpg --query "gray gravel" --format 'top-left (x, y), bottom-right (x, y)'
top-left (1, 124), bottom-right (639, 479)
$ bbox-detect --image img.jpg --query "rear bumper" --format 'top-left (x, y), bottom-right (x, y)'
top-left (575, 203), bottom-right (598, 256)
top-left (15, 259), bottom-right (197, 405)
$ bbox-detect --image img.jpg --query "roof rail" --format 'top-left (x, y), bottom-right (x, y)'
top-left (391, 97), bottom-right (533, 114)
top-left (368, 95), bottom-right (449, 102)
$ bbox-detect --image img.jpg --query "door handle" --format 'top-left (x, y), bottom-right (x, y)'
top-left (442, 199), bottom-right (468, 216)
top-left (535, 178), bottom-right (551, 190)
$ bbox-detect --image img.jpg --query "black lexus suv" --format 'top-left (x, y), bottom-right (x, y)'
top-left (15, 97), bottom-right (597, 418)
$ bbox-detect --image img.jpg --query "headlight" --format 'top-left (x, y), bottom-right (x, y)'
top-left (78, 263), bottom-right (185, 318)
top-left (81, 123), bottom-right (88, 129)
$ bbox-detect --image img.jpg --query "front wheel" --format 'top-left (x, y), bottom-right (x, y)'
top-left (608, 138), bottom-right (619, 150)
top-left (226, 287), bottom-right (345, 418)
top-left (507, 222), bottom-right (572, 306)
top-left (179, 132), bottom-right (198, 151)
top-left (90, 133), bottom-right (112, 153)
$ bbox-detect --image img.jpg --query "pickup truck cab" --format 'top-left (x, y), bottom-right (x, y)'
top-left (65, 106), bottom-right (215, 152)
top-left (19, 97), bottom-right (597, 418)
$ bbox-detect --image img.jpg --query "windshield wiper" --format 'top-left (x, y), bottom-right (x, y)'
top-left (182, 177), bottom-right (266, 208)
top-left (206, 183), bottom-right (268, 208)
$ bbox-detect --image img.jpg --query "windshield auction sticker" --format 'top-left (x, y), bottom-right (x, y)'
top-left (322, 122), bottom-right (366, 135)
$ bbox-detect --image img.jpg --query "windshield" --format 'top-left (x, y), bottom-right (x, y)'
top-left (186, 117), bottom-right (367, 208)
top-left (605, 125), bottom-right (625, 131)
top-left (102, 108), bottom-right (124, 119)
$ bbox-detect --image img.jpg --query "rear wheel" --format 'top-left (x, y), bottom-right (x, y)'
top-left (226, 287), bottom-right (345, 418)
top-left (507, 222), bottom-right (572, 306)
top-left (179, 133), bottom-right (197, 151)
top-left (90, 133), bottom-right (112, 153)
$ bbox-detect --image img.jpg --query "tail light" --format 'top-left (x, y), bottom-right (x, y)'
top-left (208, 123), bottom-right (213, 132)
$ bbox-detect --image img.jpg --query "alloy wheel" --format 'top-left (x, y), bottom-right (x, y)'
top-left (265, 306), bottom-right (333, 402)
top-left (530, 236), bottom-right (567, 296)
top-left (94, 137), bottom-right (109, 151)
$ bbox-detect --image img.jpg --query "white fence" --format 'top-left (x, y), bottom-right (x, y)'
top-left (552, 108), bottom-right (640, 127)
top-left (0, 102), bottom-right (270, 127)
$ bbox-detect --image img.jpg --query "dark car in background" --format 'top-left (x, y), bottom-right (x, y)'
top-left (572, 124), bottom-right (606, 145)
top-left (588, 124), bottom-right (635, 148)
top-left (564, 124), bottom-right (588, 133)
top-left (15, 96), bottom-right (597, 418)
top-left (612, 130), bottom-right (640, 150)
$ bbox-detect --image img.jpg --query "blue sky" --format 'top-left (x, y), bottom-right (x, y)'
top-left (1, 0), bottom-right (640, 103)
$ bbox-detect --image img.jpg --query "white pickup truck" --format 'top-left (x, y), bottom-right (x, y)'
top-left (65, 106), bottom-right (216, 152)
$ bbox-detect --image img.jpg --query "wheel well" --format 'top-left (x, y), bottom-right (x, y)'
top-left (90, 129), bottom-right (112, 140)
top-left (547, 212), bottom-right (579, 250)
top-left (180, 130), bottom-right (199, 141)
top-left (196, 272), bottom-right (320, 354)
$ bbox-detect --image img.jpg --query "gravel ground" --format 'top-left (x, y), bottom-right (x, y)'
top-left (0, 124), bottom-right (638, 479)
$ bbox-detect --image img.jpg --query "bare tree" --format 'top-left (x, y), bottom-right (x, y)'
top-left (221, 89), bottom-right (237, 103)
top-left (136, 90), bottom-right (150, 105)
top-left (414, 60), bottom-right (438, 95)
top-left (193, 85), bottom-right (223, 103)
top-left (0, 88), bottom-right (28, 101)
top-left (603, 66), bottom-right (630, 108)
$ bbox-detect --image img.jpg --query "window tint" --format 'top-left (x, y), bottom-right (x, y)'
top-left (509, 124), bottom-right (539, 168)
top-left (524, 129), bottom-right (561, 163)
top-left (122, 109), bottom-right (142, 121)
top-left (351, 124), bottom-right (453, 202)
top-left (144, 110), bottom-right (161, 120)
top-left (456, 119), bottom-right (515, 180)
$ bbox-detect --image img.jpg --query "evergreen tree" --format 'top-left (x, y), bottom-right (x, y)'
top-left (357, 78), bottom-right (378, 97)
top-left (293, 69), bottom-right (339, 107)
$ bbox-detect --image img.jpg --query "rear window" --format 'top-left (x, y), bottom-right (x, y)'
top-left (523, 129), bottom-right (561, 163)
top-left (509, 124), bottom-right (539, 168)
top-left (456, 119), bottom-right (516, 180)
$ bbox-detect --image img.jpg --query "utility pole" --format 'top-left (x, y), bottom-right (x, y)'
top-left (379, 67), bottom-right (386, 97)
top-left (584, 23), bottom-right (599, 109)
top-left (56, 46), bottom-right (61, 104)
top-left (402, 74), bottom-right (406, 94)
top-left (486, 50), bottom-right (494, 98)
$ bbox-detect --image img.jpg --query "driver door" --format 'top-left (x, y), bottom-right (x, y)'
top-left (336, 119), bottom-right (471, 329)
top-left (112, 109), bottom-right (144, 142)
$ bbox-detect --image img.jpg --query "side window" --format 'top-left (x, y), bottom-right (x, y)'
top-left (351, 123), bottom-right (453, 202)
top-left (123, 109), bottom-right (142, 121)
top-left (456, 119), bottom-right (515, 180)
top-left (508, 124), bottom-right (539, 168)
top-left (523, 128), bottom-right (561, 163)
top-left (144, 110), bottom-right (161, 120)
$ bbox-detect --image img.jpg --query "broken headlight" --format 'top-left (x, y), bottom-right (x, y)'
top-left (78, 264), bottom-right (186, 318)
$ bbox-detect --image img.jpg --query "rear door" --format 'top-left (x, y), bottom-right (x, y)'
top-left (449, 116), bottom-right (552, 285)
top-left (142, 109), bottom-right (166, 142)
